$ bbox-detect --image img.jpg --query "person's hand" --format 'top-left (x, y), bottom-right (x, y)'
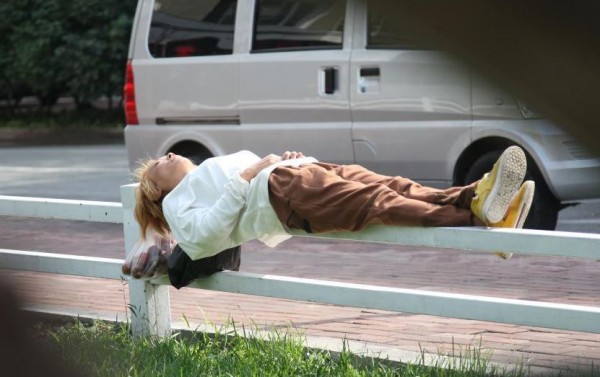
top-left (281, 151), bottom-right (304, 160)
top-left (122, 234), bottom-right (175, 279)
top-left (240, 154), bottom-right (282, 182)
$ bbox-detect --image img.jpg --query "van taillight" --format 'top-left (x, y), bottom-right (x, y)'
top-left (124, 60), bottom-right (139, 125)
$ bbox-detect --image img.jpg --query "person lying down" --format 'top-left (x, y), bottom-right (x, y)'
top-left (122, 146), bottom-right (534, 288)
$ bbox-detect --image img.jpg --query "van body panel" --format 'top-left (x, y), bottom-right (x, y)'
top-left (351, 120), bottom-right (472, 185)
top-left (238, 49), bottom-right (353, 164)
top-left (134, 57), bottom-right (239, 125)
top-left (349, 50), bottom-right (472, 180)
top-left (471, 74), bottom-right (523, 120)
top-left (349, 8), bottom-right (472, 180)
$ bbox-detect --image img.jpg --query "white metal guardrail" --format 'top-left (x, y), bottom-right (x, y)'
top-left (0, 183), bottom-right (599, 337)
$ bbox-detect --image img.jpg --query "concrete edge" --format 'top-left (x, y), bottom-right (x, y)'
top-left (0, 127), bottom-right (124, 147)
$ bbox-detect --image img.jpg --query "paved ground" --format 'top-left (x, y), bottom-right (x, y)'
top-left (1, 216), bottom-right (599, 375)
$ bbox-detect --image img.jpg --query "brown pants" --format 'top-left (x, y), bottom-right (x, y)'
top-left (268, 162), bottom-right (481, 233)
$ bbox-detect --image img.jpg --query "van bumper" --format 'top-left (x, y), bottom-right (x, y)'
top-left (545, 159), bottom-right (600, 201)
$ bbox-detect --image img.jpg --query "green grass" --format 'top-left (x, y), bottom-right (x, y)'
top-left (38, 319), bottom-right (538, 377)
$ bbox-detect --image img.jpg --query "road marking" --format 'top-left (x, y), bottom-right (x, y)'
top-left (0, 166), bottom-right (126, 173)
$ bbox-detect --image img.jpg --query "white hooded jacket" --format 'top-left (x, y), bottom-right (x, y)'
top-left (162, 151), bottom-right (317, 260)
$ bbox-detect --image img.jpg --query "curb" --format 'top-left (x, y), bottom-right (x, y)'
top-left (0, 127), bottom-right (124, 147)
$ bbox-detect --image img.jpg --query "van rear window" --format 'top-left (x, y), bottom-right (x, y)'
top-left (252, 0), bottom-right (345, 53)
top-left (148, 0), bottom-right (237, 58)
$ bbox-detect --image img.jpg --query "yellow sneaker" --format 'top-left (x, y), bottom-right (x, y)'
top-left (494, 251), bottom-right (513, 260)
top-left (492, 180), bottom-right (535, 229)
top-left (471, 146), bottom-right (527, 225)
top-left (491, 180), bottom-right (535, 260)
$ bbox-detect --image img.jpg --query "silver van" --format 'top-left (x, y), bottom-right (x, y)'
top-left (124, 0), bottom-right (600, 230)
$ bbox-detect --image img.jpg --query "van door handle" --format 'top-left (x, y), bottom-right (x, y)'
top-left (360, 67), bottom-right (380, 77)
top-left (358, 66), bottom-right (381, 94)
top-left (323, 67), bottom-right (338, 95)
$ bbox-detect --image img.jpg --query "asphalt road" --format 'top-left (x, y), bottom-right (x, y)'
top-left (0, 144), bottom-right (131, 202)
top-left (0, 144), bottom-right (598, 233)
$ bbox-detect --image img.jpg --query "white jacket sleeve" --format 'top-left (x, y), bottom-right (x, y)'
top-left (163, 173), bottom-right (249, 260)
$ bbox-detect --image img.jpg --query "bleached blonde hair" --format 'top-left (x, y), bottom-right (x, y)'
top-left (132, 159), bottom-right (171, 240)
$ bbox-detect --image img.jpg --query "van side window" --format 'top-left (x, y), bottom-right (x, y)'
top-left (148, 0), bottom-right (237, 58)
top-left (252, 0), bottom-right (345, 52)
top-left (367, 1), bottom-right (423, 49)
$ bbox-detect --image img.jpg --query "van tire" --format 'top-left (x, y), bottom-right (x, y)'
top-left (169, 143), bottom-right (213, 165)
top-left (189, 153), bottom-right (212, 165)
top-left (464, 150), bottom-right (560, 230)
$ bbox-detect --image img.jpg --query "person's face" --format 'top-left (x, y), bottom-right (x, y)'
top-left (147, 152), bottom-right (195, 194)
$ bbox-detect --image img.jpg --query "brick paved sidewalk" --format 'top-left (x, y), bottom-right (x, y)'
top-left (2, 218), bottom-right (600, 374)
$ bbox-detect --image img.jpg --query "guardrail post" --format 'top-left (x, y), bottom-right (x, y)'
top-left (121, 184), bottom-right (171, 337)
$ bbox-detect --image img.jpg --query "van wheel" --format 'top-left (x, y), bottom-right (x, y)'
top-left (169, 142), bottom-right (213, 165)
top-left (464, 150), bottom-right (560, 230)
top-left (188, 153), bottom-right (211, 165)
